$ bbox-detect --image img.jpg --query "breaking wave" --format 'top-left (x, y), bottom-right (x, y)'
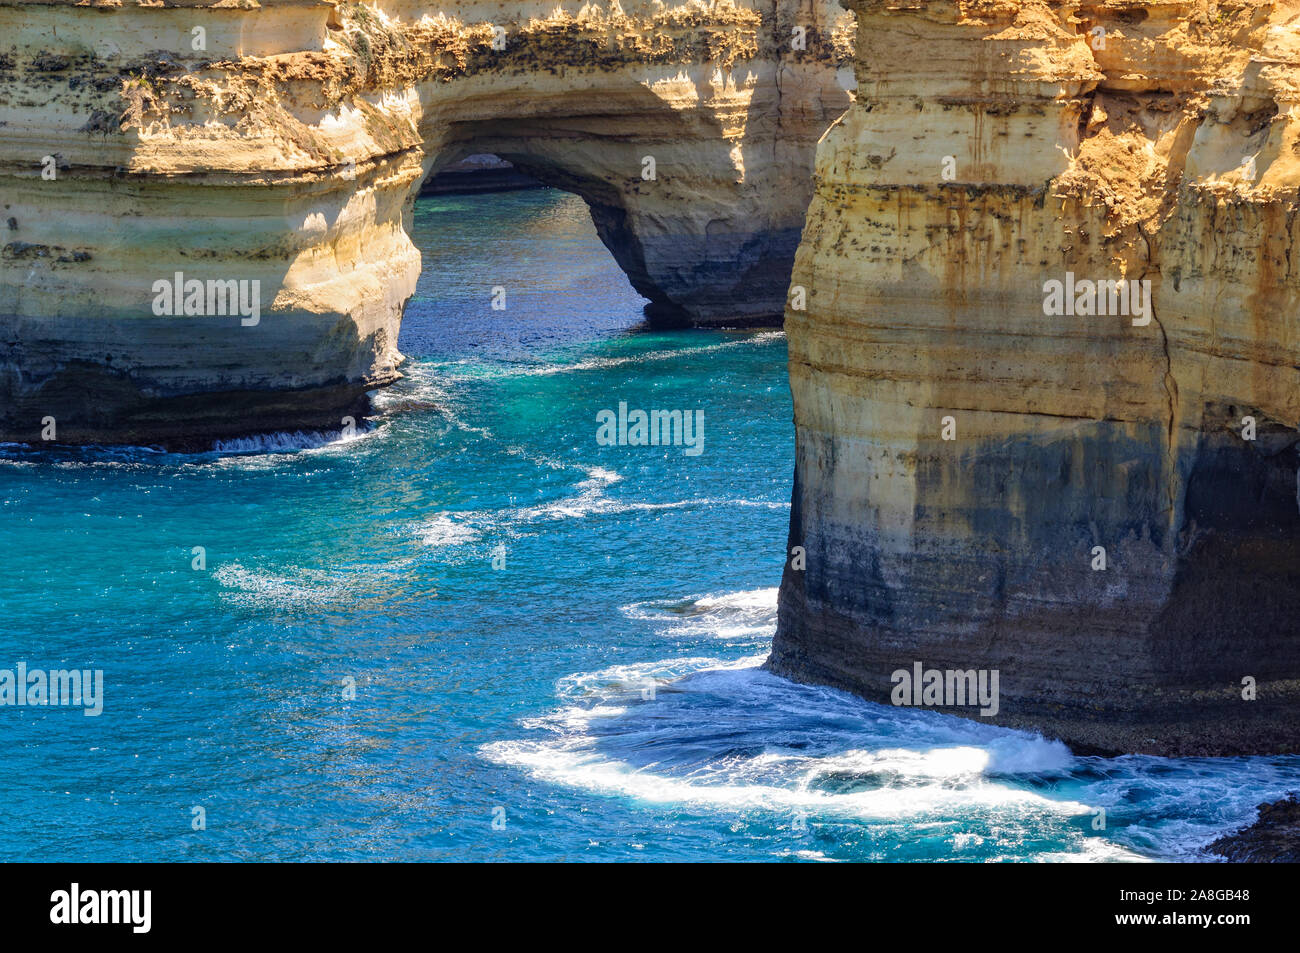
top-left (484, 589), bottom-right (1300, 862)
top-left (211, 426), bottom-right (379, 456)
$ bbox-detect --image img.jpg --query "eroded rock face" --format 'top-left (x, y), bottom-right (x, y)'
top-left (1207, 794), bottom-right (1300, 861)
top-left (770, 0), bottom-right (1300, 755)
top-left (0, 0), bottom-right (851, 446)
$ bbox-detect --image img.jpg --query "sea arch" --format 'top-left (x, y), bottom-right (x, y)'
top-left (0, 0), bottom-right (851, 446)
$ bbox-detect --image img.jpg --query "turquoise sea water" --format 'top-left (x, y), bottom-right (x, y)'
top-left (1, 189), bottom-right (1297, 862)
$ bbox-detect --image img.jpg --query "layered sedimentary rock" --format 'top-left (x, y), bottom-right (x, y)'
top-left (770, 0), bottom-right (1300, 754)
top-left (0, 0), bottom-right (851, 445)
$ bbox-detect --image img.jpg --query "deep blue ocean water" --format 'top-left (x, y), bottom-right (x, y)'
top-left (2, 189), bottom-right (1297, 861)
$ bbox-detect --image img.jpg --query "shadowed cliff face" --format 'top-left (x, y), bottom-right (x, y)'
top-left (0, 0), bottom-right (851, 446)
top-left (770, 0), bottom-right (1300, 755)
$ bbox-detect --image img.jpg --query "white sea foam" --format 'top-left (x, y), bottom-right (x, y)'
top-left (434, 332), bottom-right (784, 382)
top-left (1034, 840), bottom-right (1156, 863)
top-left (478, 646), bottom-right (1158, 861)
top-left (373, 360), bottom-right (787, 555)
top-left (620, 587), bottom-right (779, 642)
top-left (483, 732), bottom-right (1090, 820)
top-left (213, 562), bottom-right (353, 609)
top-left (485, 636), bottom-right (1300, 861)
top-left (552, 655), bottom-right (766, 705)
top-left (411, 465), bottom-right (783, 558)
top-left (420, 514), bottom-right (482, 548)
top-left (775, 849), bottom-right (842, 862)
top-left (213, 429), bottom-right (353, 454)
top-left (951, 832), bottom-right (985, 851)
top-left (984, 734), bottom-right (1075, 775)
top-left (212, 555), bottom-right (422, 611)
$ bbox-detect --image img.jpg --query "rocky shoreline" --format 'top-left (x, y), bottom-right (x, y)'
top-left (1205, 795), bottom-right (1300, 863)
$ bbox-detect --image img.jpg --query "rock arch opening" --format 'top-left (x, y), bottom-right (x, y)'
top-left (414, 144), bottom-right (683, 329)
top-left (0, 0), bottom-right (851, 447)
top-left (399, 174), bottom-right (654, 362)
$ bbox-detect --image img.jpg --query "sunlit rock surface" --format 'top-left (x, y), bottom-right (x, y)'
top-left (0, 0), bottom-right (851, 445)
top-left (770, 0), bottom-right (1300, 755)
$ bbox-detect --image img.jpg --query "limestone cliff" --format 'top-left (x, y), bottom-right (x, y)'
top-left (771, 0), bottom-right (1300, 755)
top-left (0, 0), bottom-right (851, 446)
